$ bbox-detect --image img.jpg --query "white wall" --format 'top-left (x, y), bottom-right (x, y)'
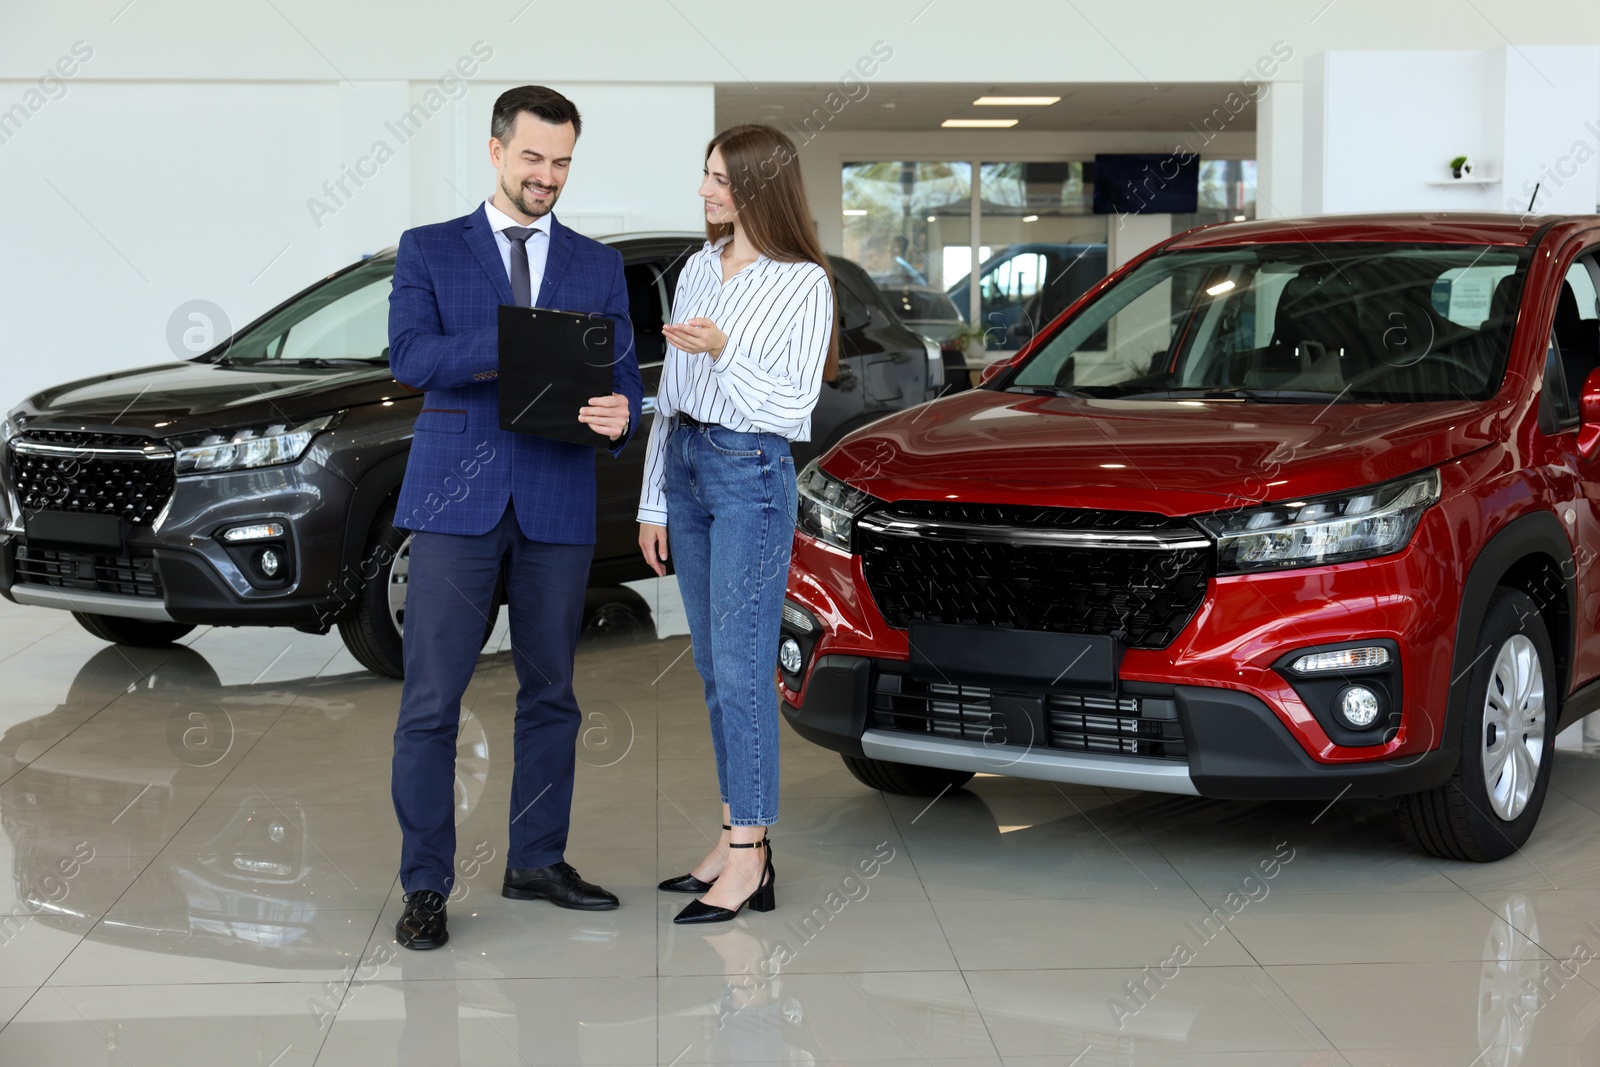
top-left (1299, 46), bottom-right (1600, 215)
top-left (1254, 81), bottom-right (1304, 218)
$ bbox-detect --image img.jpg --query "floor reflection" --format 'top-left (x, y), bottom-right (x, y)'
top-left (0, 612), bottom-right (1599, 1064)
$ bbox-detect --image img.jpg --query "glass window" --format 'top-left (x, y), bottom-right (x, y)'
top-left (1553, 255), bottom-right (1600, 406)
top-left (624, 260), bottom-right (671, 366)
top-left (224, 258), bottom-right (396, 363)
top-left (883, 286), bottom-right (963, 323)
top-left (843, 157), bottom-right (1254, 355)
top-left (1168, 159), bottom-right (1259, 229)
top-left (1544, 331), bottom-right (1576, 424)
top-left (1431, 263), bottom-right (1518, 329)
top-left (1565, 259), bottom-right (1599, 320)
top-left (971, 161), bottom-right (1110, 352)
top-left (835, 271), bottom-right (870, 329)
top-left (1008, 243), bottom-right (1531, 404)
top-left (842, 162), bottom-right (972, 292)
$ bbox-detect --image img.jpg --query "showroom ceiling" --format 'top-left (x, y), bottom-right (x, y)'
top-left (715, 82), bottom-right (1258, 133)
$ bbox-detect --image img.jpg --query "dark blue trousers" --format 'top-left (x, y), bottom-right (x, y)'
top-left (392, 501), bottom-right (592, 895)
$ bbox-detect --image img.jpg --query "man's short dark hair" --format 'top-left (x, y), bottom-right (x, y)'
top-left (491, 85), bottom-right (581, 144)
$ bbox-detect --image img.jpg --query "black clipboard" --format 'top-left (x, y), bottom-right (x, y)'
top-left (496, 305), bottom-right (615, 447)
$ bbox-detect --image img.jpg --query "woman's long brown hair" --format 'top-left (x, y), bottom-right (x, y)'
top-left (704, 124), bottom-right (840, 381)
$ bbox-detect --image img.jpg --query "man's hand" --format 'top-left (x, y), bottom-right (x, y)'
top-left (579, 393), bottom-right (630, 441)
top-left (639, 522), bottom-right (669, 577)
top-left (662, 317), bottom-right (728, 360)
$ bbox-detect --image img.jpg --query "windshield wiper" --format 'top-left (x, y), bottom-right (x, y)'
top-left (1112, 386), bottom-right (1348, 403)
top-left (260, 358), bottom-right (377, 368)
top-left (1004, 383), bottom-right (1093, 398)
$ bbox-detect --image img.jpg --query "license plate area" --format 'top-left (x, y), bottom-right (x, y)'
top-left (907, 621), bottom-right (1121, 693)
top-left (24, 510), bottom-right (126, 553)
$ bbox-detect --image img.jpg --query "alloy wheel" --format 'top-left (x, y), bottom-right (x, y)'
top-left (387, 533), bottom-right (413, 639)
top-left (1481, 633), bottom-right (1546, 821)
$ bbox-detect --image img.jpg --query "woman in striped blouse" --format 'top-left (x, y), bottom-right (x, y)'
top-left (637, 124), bottom-right (837, 924)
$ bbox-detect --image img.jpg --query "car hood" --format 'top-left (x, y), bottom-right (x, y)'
top-left (822, 388), bottom-right (1501, 516)
top-left (14, 360), bottom-right (405, 437)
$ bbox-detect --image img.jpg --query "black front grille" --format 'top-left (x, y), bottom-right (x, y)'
top-left (15, 546), bottom-right (162, 598)
top-left (869, 671), bottom-right (1187, 760)
top-left (858, 501), bottom-right (1212, 649)
top-left (8, 432), bottom-right (175, 525)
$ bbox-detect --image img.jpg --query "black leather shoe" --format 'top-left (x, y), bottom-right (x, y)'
top-left (674, 840), bottom-right (776, 925)
top-left (658, 872), bottom-right (715, 894)
top-left (396, 889), bottom-right (449, 950)
top-left (502, 861), bottom-right (619, 910)
top-left (660, 824), bottom-right (729, 894)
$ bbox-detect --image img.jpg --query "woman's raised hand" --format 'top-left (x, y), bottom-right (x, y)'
top-left (662, 317), bottom-right (728, 360)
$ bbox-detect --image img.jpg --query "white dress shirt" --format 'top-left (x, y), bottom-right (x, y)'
top-left (637, 235), bottom-right (835, 525)
top-left (483, 197), bottom-right (552, 301)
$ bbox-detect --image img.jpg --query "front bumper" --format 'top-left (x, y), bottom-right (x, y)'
top-left (0, 450), bottom-right (360, 629)
top-left (0, 540), bottom-right (344, 627)
top-left (783, 654), bottom-right (1459, 799)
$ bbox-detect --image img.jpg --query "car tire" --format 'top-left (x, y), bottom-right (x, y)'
top-left (840, 753), bottom-right (975, 797)
top-left (72, 612), bottom-right (195, 647)
top-left (337, 501), bottom-right (501, 680)
top-left (582, 586), bottom-right (656, 646)
top-left (1397, 587), bottom-right (1557, 862)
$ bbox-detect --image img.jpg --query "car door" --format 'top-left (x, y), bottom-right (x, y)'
top-left (590, 251), bottom-right (680, 582)
top-left (1539, 248), bottom-right (1600, 690)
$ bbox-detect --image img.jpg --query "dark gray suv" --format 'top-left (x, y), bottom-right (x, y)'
top-left (0, 233), bottom-right (940, 677)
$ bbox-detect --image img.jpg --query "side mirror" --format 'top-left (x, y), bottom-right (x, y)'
top-left (1580, 368), bottom-right (1600, 459)
top-left (841, 303), bottom-right (871, 333)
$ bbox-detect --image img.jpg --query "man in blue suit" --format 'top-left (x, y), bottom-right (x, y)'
top-left (387, 85), bottom-right (643, 949)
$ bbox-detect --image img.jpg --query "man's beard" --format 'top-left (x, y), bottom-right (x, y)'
top-left (502, 175), bottom-right (559, 218)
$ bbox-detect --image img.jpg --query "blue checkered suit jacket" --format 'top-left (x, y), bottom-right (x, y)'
top-left (389, 206), bottom-right (642, 543)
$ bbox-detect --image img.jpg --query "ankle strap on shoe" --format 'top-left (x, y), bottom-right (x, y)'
top-left (727, 840), bottom-right (765, 849)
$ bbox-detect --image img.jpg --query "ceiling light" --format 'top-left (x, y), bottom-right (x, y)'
top-left (843, 209), bottom-right (868, 216)
top-left (1206, 279), bottom-right (1236, 296)
top-left (926, 215), bottom-right (936, 221)
top-left (1023, 214), bottom-right (1039, 222)
top-left (974, 96), bottom-right (1061, 106)
top-left (1233, 214), bottom-right (1248, 221)
top-left (942, 118), bottom-right (1018, 128)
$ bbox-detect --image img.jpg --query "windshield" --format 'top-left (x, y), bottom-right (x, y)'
top-left (886, 287), bottom-right (963, 323)
top-left (216, 257), bottom-right (396, 364)
top-left (1005, 243), bottom-right (1530, 403)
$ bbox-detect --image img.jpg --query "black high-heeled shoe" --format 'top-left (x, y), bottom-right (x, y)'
top-left (673, 839), bottom-right (775, 924)
top-left (659, 825), bottom-right (730, 894)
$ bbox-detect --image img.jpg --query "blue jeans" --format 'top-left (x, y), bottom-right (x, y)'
top-left (665, 422), bottom-right (797, 827)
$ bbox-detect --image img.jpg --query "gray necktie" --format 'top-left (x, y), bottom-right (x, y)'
top-left (504, 226), bottom-right (535, 306)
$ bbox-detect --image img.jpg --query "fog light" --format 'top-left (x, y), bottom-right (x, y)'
top-left (257, 548), bottom-right (282, 578)
top-left (778, 636), bottom-right (803, 674)
top-left (1335, 685), bottom-right (1382, 729)
top-left (1292, 646), bottom-right (1391, 673)
top-left (222, 522), bottom-right (285, 543)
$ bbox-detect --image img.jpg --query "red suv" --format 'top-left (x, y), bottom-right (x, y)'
top-left (779, 212), bottom-right (1600, 861)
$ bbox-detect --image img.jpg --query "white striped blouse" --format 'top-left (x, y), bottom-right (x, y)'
top-left (636, 235), bottom-right (835, 525)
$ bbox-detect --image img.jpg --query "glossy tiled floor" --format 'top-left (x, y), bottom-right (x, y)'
top-left (3, 591), bottom-right (1600, 1066)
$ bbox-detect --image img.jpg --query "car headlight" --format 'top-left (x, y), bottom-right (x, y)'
top-left (1196, 470), bottom-right (1441, 574)
top-left (0, 412), bottom-right (20, 444)
top-left (797, 459), bottom-right (876, 551)
top-left (176, 414), bottom-right (337, 475)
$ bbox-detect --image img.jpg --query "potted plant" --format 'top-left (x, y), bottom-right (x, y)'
top-left (1449, 155), bottom-right (1475, 180)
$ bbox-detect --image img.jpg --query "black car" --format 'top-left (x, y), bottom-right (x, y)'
top-left (0, 232), bottom-right (940, 677)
